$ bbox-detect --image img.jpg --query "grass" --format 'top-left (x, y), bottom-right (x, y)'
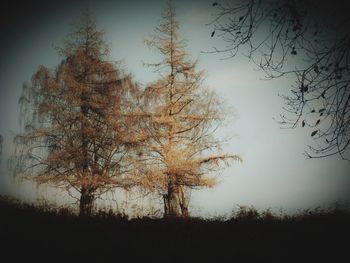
top-left (1, 195), bottom-right (349, 262)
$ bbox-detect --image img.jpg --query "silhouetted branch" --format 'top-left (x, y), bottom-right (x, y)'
top-left (210, 0), bottom-right (350, 160)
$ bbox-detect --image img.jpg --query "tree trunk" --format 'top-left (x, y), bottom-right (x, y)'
top-left (79, 187), bottom-right (94, 217)
top-left (179, 186), bottom-right (190, 217)
top-left (163, 194), bottom-right (169, 216)
top-left (179, 202), bottom-right (189, 217)
top-left (79, 91), bottom-right (93, 217)
top-left (163, 180), bottom-right (181, 218)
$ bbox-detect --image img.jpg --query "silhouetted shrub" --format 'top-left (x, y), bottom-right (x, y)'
top-left (1, 195), bottom-right (349, 261)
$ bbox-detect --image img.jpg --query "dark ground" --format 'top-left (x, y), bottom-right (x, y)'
top-left (1, 195), bottom-right (349, 262)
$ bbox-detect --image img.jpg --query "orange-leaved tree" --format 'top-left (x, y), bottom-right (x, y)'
top-left (12, 11), bottom-right (140, 216)
top-left (136, 0), bottom-right (241, 217)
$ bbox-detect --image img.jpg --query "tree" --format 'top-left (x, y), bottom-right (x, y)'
top-left (12, 11), bottom-right (139, 216)
top-left (137, 0), bottom-right (241, 217)
top-left (210, 0), bottom-right (350, 160)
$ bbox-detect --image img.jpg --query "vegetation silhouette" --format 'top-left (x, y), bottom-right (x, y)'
top-left (1, 195), bottom-right (349, 261)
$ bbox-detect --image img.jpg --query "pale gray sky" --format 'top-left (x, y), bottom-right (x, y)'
top-left (0, 0), bottom-right (349, 216)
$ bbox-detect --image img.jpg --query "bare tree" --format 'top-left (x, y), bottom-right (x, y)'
top-left (136, 0), bottom-right (241, 218)
top-left (210, 0), bottom-right (350, 160)
top-left (11, 11), bottom-right (140, 216)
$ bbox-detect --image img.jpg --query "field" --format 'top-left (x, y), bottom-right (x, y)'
top-left (1, 195), bottom-right (349, 262)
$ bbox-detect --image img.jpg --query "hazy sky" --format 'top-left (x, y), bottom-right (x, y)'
top-left (1, 0), bottom-right (349, 216)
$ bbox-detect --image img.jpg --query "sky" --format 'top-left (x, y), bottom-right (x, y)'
top-left (0, 0), bottom-right (349, 216)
